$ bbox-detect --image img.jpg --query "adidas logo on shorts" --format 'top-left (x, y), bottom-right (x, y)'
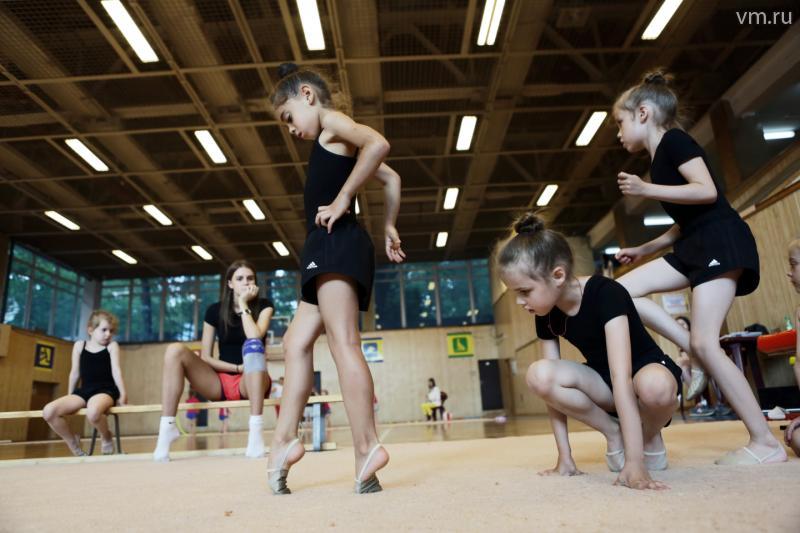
top-left (306, 261), bottom-right (318, 270)
top-left (708, 259), bottom-right (721, 267)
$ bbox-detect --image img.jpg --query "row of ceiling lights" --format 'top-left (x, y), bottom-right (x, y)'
top-left (40, 0), bottom-right (695, 264)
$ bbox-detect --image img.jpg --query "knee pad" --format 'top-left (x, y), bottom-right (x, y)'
top-left (242, 338), bottom-right (266, 373)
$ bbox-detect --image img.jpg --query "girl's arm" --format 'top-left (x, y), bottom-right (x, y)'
top-left (199, 322), bottom-right (241, 374)
top-left (605, 316), bottom-right (666, 490)
top-left (618, 157), bottom-right (717, 205)
top-left (615, 225), bottom-right (681, 265)
top-left (373, 163), bottom-right (406, 263)
top-left (794, 306), bottom-right (800, 388)
top-left (240, 302), bottom-right (274, 340)
top-left (108, 342), bottom-right (127, 405)
top-left (315, 111), bottom-right (390, 232)
top-left (67, 342), bottom-right (82, 395)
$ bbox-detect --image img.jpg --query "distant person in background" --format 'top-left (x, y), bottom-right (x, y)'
top-left (421, 378), bottom-right (442, 421)
top-left (782, 238), bottom-right (800, 456)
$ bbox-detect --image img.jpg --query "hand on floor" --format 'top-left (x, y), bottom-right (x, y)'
top-left (614, 463), bottom-right (669, 491)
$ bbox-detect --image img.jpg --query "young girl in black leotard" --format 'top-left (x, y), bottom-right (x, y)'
top-left (43, 310), bottom-right (127, 456)
top-left (266, 63), bottom-right (405, 494)
top-left (498, 214), bottom-right (682, 491)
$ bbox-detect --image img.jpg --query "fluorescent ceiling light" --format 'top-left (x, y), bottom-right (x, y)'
top-left (456, 116), bottom-right (477, 151)
top-left (296, 0), bottom-right (326, 51)
top-left (64, 138), bottom-right (109, 172)
top-left (193, 130), bottom-right (227, 164)
top-left (575, 111), bottom-right (607, 146)
top-left (44, 210), bottom-right (80, 231)
top-left (142, 204), bottom-right (173, 226)
top-left (536, 184), bottom-right (559, 207)
top-left (763, 129), bottom-right (795, 141)
top-left (101, 0), bottom-right (159, 63)
top-left (641, 0), bottom-right (683, 40)
top-left (355, 197), bottom-right (360, 215)
top-left (191, 245), bottom-right (213, 261)
top-left (242, 199), bottom-right (266, 221)
top-left (477, 0), bottom-right (506, 46)
top-left (272, 241), bottom-right (290, 257)
top-left (112, 249), bottom-right (138, 265)
top-left (644, 215), bottom-right (674, 226)
top-left (604, 246), bottom-right (621, 255)
top-left (443, 187), bottom-right (459, 210)
top-left (436, 231), bottom-right (448, 248)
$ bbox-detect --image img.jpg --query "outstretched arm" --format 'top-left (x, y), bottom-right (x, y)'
top-left (374, 163), bottom-right (405, 263)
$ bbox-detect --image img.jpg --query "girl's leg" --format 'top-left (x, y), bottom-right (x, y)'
top-left (42, 395), bottom-right (87, 453)
top-left (155, 343), bottom-right (222, 461)
top-left (689, 273), bottom-right (785, 464)
top-left (267, 302), bottom-right (324, 474)
top-left (316, 274), bottom-right (388, 482)
top-left (161, 342), bottom-right (223, 416)
top-left (632, 364), bottom-right (678, 453)
top-left (616, 258), bottom-right (692, 353)
top-left (239, 366), bottom-right (271, 457)
top-left (526, 359), bottom-right (622, 453)
top-left (85, 393), bottom-right (115, 442)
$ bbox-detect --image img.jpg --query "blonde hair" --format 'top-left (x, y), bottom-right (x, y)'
top-left (613, 69), bottom-right (687, 130)
top-left (496, 212), bottom-right (574, 281)
top-left (789, 238), bottom-right (800, 254)
top-left (87, 310), bottom-right (119, 333)
top-left (271, 62), bottom-right (352, 116)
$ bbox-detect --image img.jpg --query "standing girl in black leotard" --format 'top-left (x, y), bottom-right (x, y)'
top-left (43, 310), bottom-right (127, 456)
top-left (612, 70), bottom-right (784, 466)
top-left (266, 63), bottom-right (405, 494)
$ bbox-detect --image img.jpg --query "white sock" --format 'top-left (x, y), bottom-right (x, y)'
top-left (246, 415), bottom-right (265, 458)
top-left (153, 417), bottom-right (179, 462)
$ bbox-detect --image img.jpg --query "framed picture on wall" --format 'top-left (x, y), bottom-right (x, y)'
top-left (34, 342), bottom-right (55, 370)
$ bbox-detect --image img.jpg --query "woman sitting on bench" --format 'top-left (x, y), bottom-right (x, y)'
top-left (153, 260), bottom-right (274, 461)
top-left (43, 310), bottom-right (127, 456)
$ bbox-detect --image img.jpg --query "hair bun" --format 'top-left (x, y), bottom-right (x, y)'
top-left (643, 69), bottom-right (671, 85)
top-left (277, 62), bottom-right (299, 79)
top-left (514, 213), bottom-right (545, 236)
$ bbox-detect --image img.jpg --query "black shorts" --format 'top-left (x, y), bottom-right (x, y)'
top-left (73, 385), bottom-right (120, 403)
top-left (664, 215), bottom-right (759, 296)
top-left (589, 352), bottom-right (682, 425)
top-left (300, 220), bottom-right (375, 312)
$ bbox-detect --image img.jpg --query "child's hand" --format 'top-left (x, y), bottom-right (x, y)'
top-left (538, 457), bottom-right (583, 477)
top-left (614, 463), bottom-right (668, 491)
top-left (238, 285), bottom-right (259, 305)
top-left (316, 194), bottom-right (351, 233)
top-left (385, 225), bottom-right (406, 263)
top-left (617, 172), bottom-right (649, 197)
top-left (785, 418), bottom-right (800, 445)
top-left (615, 246), bottom-right (644, 265)
top-left (118, 393), bottom-right (127, 406)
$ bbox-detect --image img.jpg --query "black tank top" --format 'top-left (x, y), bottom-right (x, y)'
top-left (79, 342), bottom-right (115, 388)
top-left (304, 136), bottom-right (358, 233)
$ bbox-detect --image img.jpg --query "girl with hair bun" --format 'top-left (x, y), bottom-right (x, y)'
top-left (266, 63), bottom-right (405, 494)
top-left (497, 213), bottom-right (682, 490)
top-left (612, 69), bottom-right (785, 466)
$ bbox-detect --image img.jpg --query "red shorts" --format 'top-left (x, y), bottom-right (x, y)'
top-left (217, 372), bottom-right (272, 402)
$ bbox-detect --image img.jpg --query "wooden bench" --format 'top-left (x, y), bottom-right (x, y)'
top-left (0, 394), bottom-right (342, 455)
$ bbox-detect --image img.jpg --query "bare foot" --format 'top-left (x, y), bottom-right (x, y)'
top-left (267, 438), bottom-right (305, 472)
top-left (538, 458), bottom-right (583, 476)
top-left (355, 444), bottom-right (389, 482)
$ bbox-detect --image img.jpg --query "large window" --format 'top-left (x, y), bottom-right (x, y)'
top-left (2, 243), bottom-right (86, 340)
top-left (374, 258), bottom-right (494, 330)
top-left (100, 275), bottom-right (220, 342)
top-left (260, 270), bottom-right (300, 338)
